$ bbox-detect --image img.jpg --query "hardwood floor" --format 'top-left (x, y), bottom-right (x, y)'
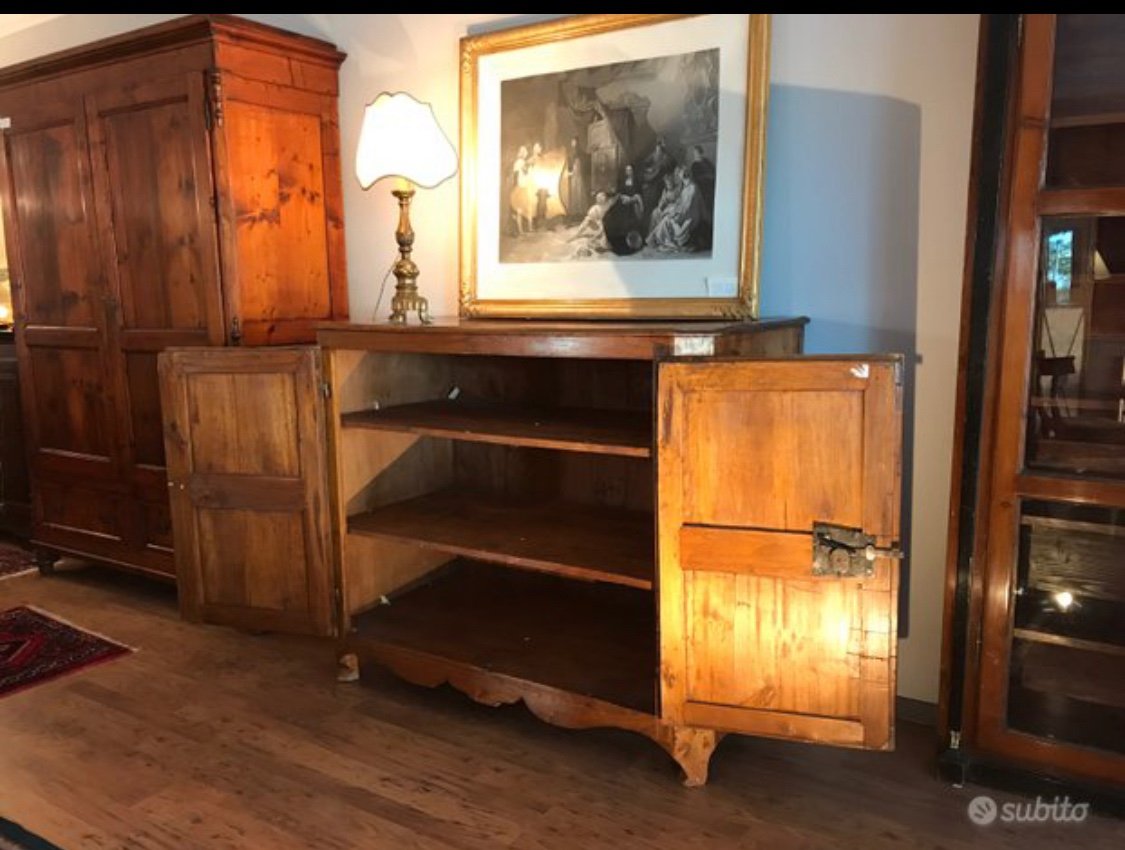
top-left (0, 565), bottom-right (1119, 850)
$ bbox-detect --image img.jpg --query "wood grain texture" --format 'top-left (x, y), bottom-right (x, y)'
top-left (349, 560), bottom-right (656, 714)
top-left (658, 357), bottom-right (902, 750)
top-left (0, 14), bottom-right (346, 578)
top-left (4, 569), bottom-right (1122, 849)
top-left (159, 346), bottom-right (334, 636)
top-left (347, 490), bottom-right (654, 590)
top-left (341, 399), bottom-right (652, 458)
top-left (326, 348), bottom-right (456, 622)
top-left (958, 13), bottom-right (1125, 787)
top-left (317, 318), bottom-right (809, 361)
top-left (225, 102), bottom-right (330, 322)
top-left (0, 338), bottom-right (31, 536)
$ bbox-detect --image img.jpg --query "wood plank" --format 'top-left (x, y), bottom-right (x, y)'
top-left (7, 570), bottom-right (1125, 849)
top-left (347, 490), bottom-right (654, 590)
top-left (348, 560), bottom-right (657, 715)
top-left (1016, 473), bottom-right (1125, 509)
top-left (1051, 111), bottom-right (1125, 128)
top-left (1025, 518), bottom-right (1125, 602)
top-left (1014, 627), bottom-right (1125, 658)
top-left (186, 473), bottom-right (304, 512)
top-left (317, 317), bottom-right (809, 361)
top-left (679, 525), bottom-right (810, 577)
top-left (1037, 187), bottom-right (1125, 215)
top-left (341, 399), bottom-right (652, 458)
top-left (682, 702), bottom-right (866, 747)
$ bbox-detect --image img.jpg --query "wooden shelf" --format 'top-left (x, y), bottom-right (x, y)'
top-left (1022, 513), bottom-right (1125, 538)
top-left (347, 490), bottom-right (654, 590)
top-left (1014, 627), bottom-right (1125, 658)
top-left (341, 399), bottom-right (651, 458)
top-left (349, 560), bottom-right (657, 715)
top-left (1051, 111), bottom-right (1125, 129)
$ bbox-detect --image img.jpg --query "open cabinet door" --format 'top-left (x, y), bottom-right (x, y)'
top-left (658, 357), bottom-right (902, 749)
top-left (158, 347), bottom-right (335, 636)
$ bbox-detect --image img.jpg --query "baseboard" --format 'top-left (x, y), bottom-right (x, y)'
top-left (897, 696), bottom-right (938, 727)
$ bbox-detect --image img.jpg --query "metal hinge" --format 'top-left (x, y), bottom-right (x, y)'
top-left (229, 316), bottom-right (242, 345)
top-left (207, 70), bottom-right (224, 128)
top-left (893, 359), bottom-right (904, 412)
top-left (812, 522), bottom-right (904, 578)
top-left (949, 730), bottom-right (962, 750)
top-left (320, 381), bottom-right (332, 399)
top-left (0, 116), bottom-right (10, 131)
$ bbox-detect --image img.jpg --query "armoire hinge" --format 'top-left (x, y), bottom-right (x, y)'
top-left (207, 70), bottom-right (224, 128)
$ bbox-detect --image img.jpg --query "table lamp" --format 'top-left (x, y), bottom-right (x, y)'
top-left (355, 92), bottom-right (458, 324)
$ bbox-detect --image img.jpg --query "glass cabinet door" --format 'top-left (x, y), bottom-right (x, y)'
top-left (978, 14), bottom-right (1125, 784)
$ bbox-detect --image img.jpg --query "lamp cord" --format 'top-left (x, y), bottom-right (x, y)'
top-left (371, 260), bottom-right (396, 322)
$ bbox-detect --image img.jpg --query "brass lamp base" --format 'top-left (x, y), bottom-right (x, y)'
top-left (388, 187), bottom-right (431, 325)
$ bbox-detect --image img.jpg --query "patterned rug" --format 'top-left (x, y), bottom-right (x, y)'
top-left (0, 817), bottom-right (64, 849)
top-left (0, 543), bottom-right (35, 581)
top-left (0, 606), bottom-right (131, 699)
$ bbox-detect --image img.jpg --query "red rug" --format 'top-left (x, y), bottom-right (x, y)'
top-left (0, 542), bottom-right (35, 581)
top-left (0, 606), bottom-right (131, 699)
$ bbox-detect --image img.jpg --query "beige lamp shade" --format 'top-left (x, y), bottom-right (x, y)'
top-left (355, 91), bottom-right (458, 190)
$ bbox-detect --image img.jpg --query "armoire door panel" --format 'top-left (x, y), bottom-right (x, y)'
top-left (37, 481), bottom-right (127, 542)
top-left (3, 112), bottom-right (103, 329)
top-left (124, 350), bottom-right (167, 469)
top-left (658, 358), bottom-right (902, 751)
top-left (87, 74), bottom-right (224, 339)
top-left (141, 498), bottom-right (174, 554)
top-left (223, 101), bottom-right (331, 324)
top-left (159, 346), bottom-right (334, 636)
top-left (119, 328), bottom-right (214, 479)
top-left (25, 343), bottom-right (114, 464)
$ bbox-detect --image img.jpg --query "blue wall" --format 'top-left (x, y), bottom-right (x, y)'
top-left (761, 84), bottom-right (921, 631)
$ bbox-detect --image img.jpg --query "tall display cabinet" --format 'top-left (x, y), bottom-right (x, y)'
top-left (0, 15), bottom-right (348, 578)
top-left (941, 14), bottom-right (1125, 800)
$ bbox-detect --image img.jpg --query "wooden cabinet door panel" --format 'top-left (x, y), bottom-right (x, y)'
top-left (0, 96), bottom-right (120, 487)
top-left (87, 75), bottom-right (223, 337)
top-left (212, 74), bottom-right (347, 345)
top-left (86, 73), bottom-right (224, 491)
top-left (658, 357), bottom-right (903, 749)
top-left (159, 347), bottom-right (334, 636)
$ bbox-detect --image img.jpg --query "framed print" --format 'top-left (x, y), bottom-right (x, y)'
top-left (459, 13), bottom-right (770, 319)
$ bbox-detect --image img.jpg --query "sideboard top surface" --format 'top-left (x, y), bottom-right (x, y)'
top-left (317, 317), bottom-right (809, 361)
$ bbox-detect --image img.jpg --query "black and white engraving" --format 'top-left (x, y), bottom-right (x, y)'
top-left (500, 48), bottom-right (719, 264)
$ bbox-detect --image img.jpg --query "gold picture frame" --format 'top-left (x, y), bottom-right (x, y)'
top-left (459, 13), bottom-right (770, 320)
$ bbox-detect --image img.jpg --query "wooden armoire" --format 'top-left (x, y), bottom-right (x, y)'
top-left (941, 14), bottom-right (1125, 801)
top-left (0, 15), bottom-right (348, 578)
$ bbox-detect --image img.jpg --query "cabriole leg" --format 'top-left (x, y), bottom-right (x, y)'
top-left (665, 726), bottom-right (722, 787)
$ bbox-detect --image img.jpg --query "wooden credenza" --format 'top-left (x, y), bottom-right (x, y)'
top-left (0, 15), bottom-right (348, 578)
top-left (158, 319), bottom-right (906, 785)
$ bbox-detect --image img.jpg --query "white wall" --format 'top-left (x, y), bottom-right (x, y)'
top-left (0, 13), bottom-right (979, 703)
